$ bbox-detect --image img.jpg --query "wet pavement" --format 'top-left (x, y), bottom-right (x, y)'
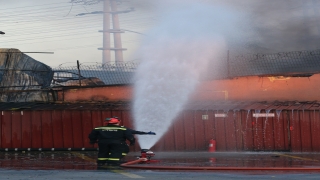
top-left (1, 151), bottom-right (320, 179)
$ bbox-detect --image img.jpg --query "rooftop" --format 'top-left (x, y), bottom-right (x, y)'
top-left (0, 101), bottom-right (319, 111)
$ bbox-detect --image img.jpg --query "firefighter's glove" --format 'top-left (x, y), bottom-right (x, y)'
top-left (147, 131), bottom-right (156, 135)
top-left (89, 141), bottom-right (96, 145)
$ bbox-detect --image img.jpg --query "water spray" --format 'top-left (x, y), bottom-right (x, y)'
top-left (132, 0), bottom-right (255, 150)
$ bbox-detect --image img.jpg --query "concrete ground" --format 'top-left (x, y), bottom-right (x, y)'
top-left (1, 151), bottom-right (320, 179)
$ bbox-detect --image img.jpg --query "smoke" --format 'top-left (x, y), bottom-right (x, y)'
top-left (125, 0), bottom-right (320, 54)
top-left (233, 0), bottom-right (320, 52)
top-left (244, 0), bottom-right (320, 52)
top-left (132, 1), bottom-right (254, 149)
top-left (128, 0), bottom-right (320, 149)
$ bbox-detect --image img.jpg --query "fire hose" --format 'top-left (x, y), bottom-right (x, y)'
top-left (120, 149), bottom-right (320, 171)
top-left (121, 161), bottom-right (320, 171)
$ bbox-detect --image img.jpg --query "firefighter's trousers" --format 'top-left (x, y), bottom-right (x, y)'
top-left (97, 142), bottom-right (126, 164)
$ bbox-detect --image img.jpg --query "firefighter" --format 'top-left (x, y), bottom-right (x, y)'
top-left (88, 117), bottom-right (135, 166)
top-left (104, 116), bottom-right (156, 158)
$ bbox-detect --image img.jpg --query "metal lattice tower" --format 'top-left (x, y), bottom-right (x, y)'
top-left (71, 0), bottom-right (132, 65)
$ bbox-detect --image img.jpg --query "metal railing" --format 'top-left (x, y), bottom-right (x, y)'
top-left (1, 49), bottom-right (320, 89)
top-left (52, 61), bottom-right (138, 86)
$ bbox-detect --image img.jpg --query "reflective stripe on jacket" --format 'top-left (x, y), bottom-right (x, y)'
top-left (88, 125), bottom-right (135, 144)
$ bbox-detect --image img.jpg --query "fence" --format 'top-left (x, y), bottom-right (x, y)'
top-left (2, 49), bottom-right (320, 88)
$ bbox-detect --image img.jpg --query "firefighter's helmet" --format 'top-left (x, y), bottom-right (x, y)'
top-left (105, 117), bottom-right (120, 124)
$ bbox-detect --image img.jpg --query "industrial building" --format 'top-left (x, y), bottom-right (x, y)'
top-left (1, 48), bottom-right (320, 152)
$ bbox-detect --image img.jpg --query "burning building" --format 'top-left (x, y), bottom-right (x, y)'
top-left (1, 48), bottom-right (320, 152)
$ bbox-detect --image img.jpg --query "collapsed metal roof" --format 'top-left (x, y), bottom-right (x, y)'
top-left (0, 49), bottom-right (54, 102)
top-left (0, 49), bottom-right (53, 88)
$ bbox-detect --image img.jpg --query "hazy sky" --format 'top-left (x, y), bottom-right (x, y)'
top-left (1, 0), bottom-right (320, 67)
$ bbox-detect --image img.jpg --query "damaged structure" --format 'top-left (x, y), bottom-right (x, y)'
top-left (0, 49), bottom-right (53, 102)
top-left (0, 49), bottom-right (135, 102)
top-left (1, 48), bottom-right (320, 152)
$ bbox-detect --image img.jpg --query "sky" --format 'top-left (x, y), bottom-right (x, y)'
top-left (1, 0), bottom-right (320, 67)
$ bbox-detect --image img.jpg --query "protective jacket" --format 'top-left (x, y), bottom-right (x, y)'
top-left (88, 124), bottom-right (135, 145)
top-left (88, 124), bottom-right (135, 165)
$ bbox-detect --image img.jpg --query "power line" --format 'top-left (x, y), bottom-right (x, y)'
top-left (0, 5), bottom-right (75, 18)
top-left (2, 17), bottom-right (154, 30)
top-left (39, 39), bottom-right (140, 52)
top-left (1, 35), bottom-right (102, 46)
top-left (5, 22), bottom-right (102, 35)
top-left (0, 1), bottom-right (69, 11)
top-left (1, 8), bottom-right (155, 22)
top-left (4, 15), bottom-right (153, 30)
top-left (1, 0), bottom-right (153, 62)
top-left (64, 2), bottom-right (75, 17)
top-left (3, 21), bottom-right (152, 39)
top-left (2, 28), bottom-right (143, 45)
top-left (0, 2), bottom-right (100, 19)
top-left (1, 29), bottom-right (104, 44)
top-left (5, 21), bottom-right (153, 36)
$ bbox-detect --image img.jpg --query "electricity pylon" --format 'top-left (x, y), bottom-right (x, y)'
top-left (72, 0), bottom-right (133, 65)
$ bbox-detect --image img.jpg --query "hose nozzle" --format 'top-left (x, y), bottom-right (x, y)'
top-left (140, 149), bottom-right (155, 160)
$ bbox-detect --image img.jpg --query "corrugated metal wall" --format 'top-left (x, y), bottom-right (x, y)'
top-left (0, 110), bottom-right (138, 151)
top-left (1, 109), bottom-right (320, 152)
